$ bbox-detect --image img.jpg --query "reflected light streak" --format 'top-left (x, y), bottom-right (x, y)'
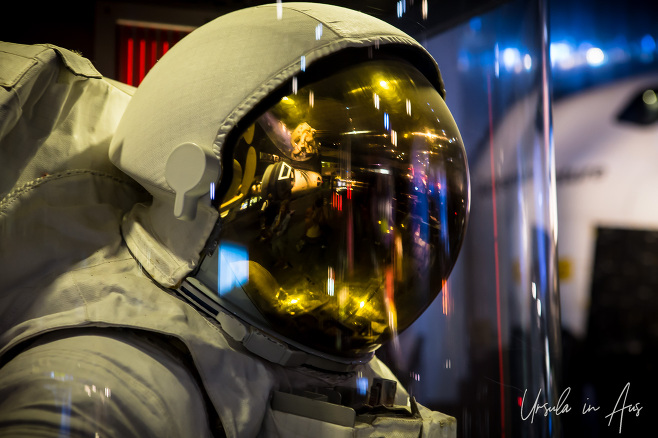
top-left (385, 266), bottom-right (397, 333)
top-left (357, 375), bottom-right (369, 395)
top-left (84, 384), bottom-right (112, 402)
top-left (494, 43), bottom-right (500, 78)
top-left (347, 197), bottom-right (352, 271)
top-left (338, 287), bottom-right (348, 318)
top-left (410, 131), bottom-right (447, 141)
top-left (442, 279), bottom-right (449, 315)
top-left (384, 263), bottom-right (400, 367)
top-left (218, 242), bottom-right (249, 295)
top-left (396, 0), bottom-right (406, 18)
top-left (49, 371), bottom-right (73, 383)
top-left (327, 266), bottom-right (335, 296)
top-left (395, 233), bottom-right (403, 279)
top-left (488, 73), bottom-right (506, 438)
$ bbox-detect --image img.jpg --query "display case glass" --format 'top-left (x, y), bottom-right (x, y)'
top-left (379, 0), bottom-right (563, 436)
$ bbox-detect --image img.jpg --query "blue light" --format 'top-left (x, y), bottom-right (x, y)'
top-left (469, 17), bottom-right (482, 32)
top-left (457, 50), bottom-right (470, 71)
top-left (357, 377), bottom-right (369, 395)
top-left (494, 43), bottom-right (500, 78)
top-left (396, 0), bottom-right (406, 18)
top-left (301, 56), bottom-right (306, 72)
top-left (218, 241), bottom-right (249, 295)
top-left (641, 34), bottom-right (656, 53)
top-left (549, 414), bottom-right (553, 435)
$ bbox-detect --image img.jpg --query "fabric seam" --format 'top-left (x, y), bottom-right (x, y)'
top-left (0, 169), bottom-right (140, 213)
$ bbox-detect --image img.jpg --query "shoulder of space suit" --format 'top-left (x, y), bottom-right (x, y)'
top-left (0, 42), bottom-right (100, 87)
top-left (0, 41), bottom-right (133, 114)
top-left (1, 41), bottom-right (137, 196)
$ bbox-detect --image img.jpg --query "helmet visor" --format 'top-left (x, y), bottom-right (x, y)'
top-left (196, 60), bottom-right (469, 359)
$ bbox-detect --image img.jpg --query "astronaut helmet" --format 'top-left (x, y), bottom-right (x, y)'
top-left (110, 3), bottom-right (469, 371)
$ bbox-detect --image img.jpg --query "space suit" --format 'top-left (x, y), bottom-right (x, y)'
top-left (0, 3), bottom-right (468, 437)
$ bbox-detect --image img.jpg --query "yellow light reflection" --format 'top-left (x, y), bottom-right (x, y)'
top-left (411, 131), bottom-right (448, 141)
top-left (264, 277), bottom-right (391, 343)
top-left (643, 89), bottom-right (658, 105)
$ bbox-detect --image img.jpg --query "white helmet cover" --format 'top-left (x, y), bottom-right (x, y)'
top-left (109, 2), bottom-right (446, 288)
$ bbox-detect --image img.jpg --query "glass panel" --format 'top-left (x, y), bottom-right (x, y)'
top-left (380, 0), bottom-right (563, 436)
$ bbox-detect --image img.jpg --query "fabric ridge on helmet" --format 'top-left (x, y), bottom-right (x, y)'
top-left (191, 59), bottom-right (470, 361)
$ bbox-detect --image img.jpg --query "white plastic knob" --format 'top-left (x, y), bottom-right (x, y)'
top-left (165, 142), bottom-right (220, 220)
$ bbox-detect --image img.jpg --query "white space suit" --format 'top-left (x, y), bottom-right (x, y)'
top-left (0, 3), bottom-right (466, 437)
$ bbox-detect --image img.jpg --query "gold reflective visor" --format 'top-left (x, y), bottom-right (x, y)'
top-left (196, 60), bottom-right (469, 359)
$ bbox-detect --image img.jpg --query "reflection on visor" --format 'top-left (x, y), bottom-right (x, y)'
top-left (199, 60), bottom-right (469, 359)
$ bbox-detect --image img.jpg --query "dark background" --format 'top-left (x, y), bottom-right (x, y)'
top-left (4, 0), bottom-right (658, 98)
